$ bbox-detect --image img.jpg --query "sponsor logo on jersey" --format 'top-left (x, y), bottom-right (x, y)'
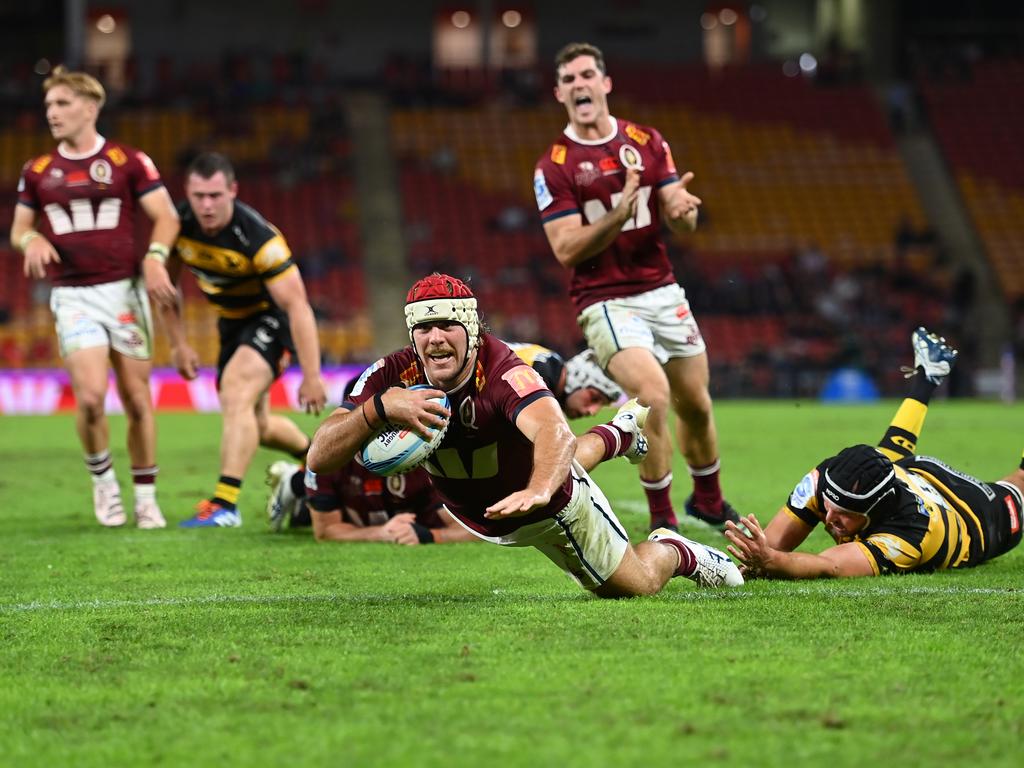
top-left (502, 364), bottom-right (546, 398)
top-left (550, 144), bottom-right (567, 164)
top-left (790, 470), bottom-right (818, 509)
top-left (105, 147), bottom-right (128, 166)
top-left (624, 124), bottom-right (650, 145)
top-left (574, 161), bottom-right (600, 186)
top-left (399, 361), bottom-right (422, 389)
top-left (32, 155), bottom-right (52, 173)
top-left (662, 140), bottom-right (677, 174)
top-left (303, 467), bottom-right (319, 492)
top-left (598, 156), bottom-right (619, 175)
top-left (533, 168), bottom-right (553, 210)
top-left (137, 151), bottom-right (161, 181)
top-left (89, 158), bottom-right (113, 185)
top-left (1006, 493), bottom-right (1020, 534)
top-left (66, 170), bottom-right (90, 187)
top-left (364, 477), bottom-right (384, 495)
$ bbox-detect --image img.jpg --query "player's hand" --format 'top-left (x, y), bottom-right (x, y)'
top-left (299, 374), bottom-right (328, 416)
top-left (142, 258), bottom-right (178, 307)
top-left (171, 343), bottom-right (200, 380)
top-left (379, 386), bottom-right (449, 440)
top-left (664, 172), bottom-right (702, 225)
top-left (614, 168), bottom-right (641, 224)
top-left (380, 513), bottom-right (419, 545)
top-left (484, 488), bottom-right (553, 519)
top-left (22, 236), bottom-right (60, 279)
top-left (724, 513), bottom-right (772, 571)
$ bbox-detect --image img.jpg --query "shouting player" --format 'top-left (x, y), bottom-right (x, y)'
top-left (535, 42), bottom-right (736, 532)
top-left (10, 66), bottom-right (179, 529)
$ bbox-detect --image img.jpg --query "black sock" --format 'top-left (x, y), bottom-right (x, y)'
top-left (289, 470), bottom-right (306, 498)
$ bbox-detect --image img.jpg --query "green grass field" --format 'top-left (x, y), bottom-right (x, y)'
top-left (2, 401), bottom-right (1022, 767)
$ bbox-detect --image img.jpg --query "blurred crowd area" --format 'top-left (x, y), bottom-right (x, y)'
top-left (1, 40), bottom-right (1021, 398)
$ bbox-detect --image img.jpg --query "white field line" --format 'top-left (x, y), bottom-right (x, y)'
top-left (2, 584), bottom-right (1021, 614)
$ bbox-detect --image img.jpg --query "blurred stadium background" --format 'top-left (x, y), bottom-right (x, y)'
top-left (1, 0), bottom-right (1022, 411)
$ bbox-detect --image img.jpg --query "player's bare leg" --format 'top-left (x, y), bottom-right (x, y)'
top-left (66, 346), bottom-right (112, 455)
top-left (255, 394), bottom-right (311, 456)
top-left (607, 347), bottom-right (678, 529)
top-left (110, 351), bottom-right (164, 528)
top-left (664, 353), bottom-right (736, 527)
top-left (218, 346), bottom-right (274, 480)
top-left (594, 542), bottom-right (678, 598)
top-left (66, 346), bottom-right (124, 526)
top-left (110, 352), bottom-right (156, 467)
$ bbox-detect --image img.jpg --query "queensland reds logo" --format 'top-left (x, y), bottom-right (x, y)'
top-left (89, 159), bottom-right (113, 185)
top-left (618, 144), bottom-right (645, 172)
top-left (387, 475), bottom-right (408, 499)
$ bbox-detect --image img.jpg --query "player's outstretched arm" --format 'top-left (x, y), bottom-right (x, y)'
top-left (485, 397), bottom-right (575, 519)
top-left (725, 513), bottom-right (875, 579)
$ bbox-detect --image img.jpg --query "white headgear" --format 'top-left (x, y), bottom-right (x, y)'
top-left (404, 273), bottom-right (480, 350)
top-left (564, 350), bottom-right (621, 401)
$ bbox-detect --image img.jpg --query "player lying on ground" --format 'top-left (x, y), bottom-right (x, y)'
top-left (724, 328), bottom-right (1024, 579)
top-left (264, 342), bottom-right (630, 540)
top-left (307, 273), bottom-right (742, 594)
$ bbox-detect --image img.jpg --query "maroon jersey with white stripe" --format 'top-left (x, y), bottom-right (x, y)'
top-left (345, 334), bottom-right (570, 536)
top-left (308, 462), bottom-right (445, 528)
top-left (16, 138), bottom-right (165, 287)
top-left (534, 117), bottom-right (680, 312)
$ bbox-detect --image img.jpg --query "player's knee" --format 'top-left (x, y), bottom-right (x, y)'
top-left (121, 388), bottom-right (152, 421)
top-left (76, 390), bottom-right (107, 420)
top-left (672, 387), bottom-right (712, 424)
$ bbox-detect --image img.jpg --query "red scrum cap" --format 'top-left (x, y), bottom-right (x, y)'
top-left (404, 273), bottom-right (480, 349)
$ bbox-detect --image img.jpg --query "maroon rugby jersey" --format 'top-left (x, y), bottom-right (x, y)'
top-left (345, 334), bottom-right (571, 537)
top-left (307, 462), bottom-right (446, 528)
top-left (16, 138), bottom-right (165, 287)
top-left (534, 117), bottom-right (680, 312)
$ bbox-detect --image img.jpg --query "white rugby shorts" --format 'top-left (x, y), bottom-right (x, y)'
top-left (469, 461), bottom-right (630, 591)
top-left (578, 283), bottom-right (706, 368)
top-left (49, 277), bottom-right (153, 360)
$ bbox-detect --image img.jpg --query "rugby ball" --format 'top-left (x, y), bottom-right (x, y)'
top-left (359, 385), bottom-right (449, 476)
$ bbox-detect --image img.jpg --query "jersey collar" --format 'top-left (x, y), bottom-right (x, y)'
top-left (563, 117), bottom-right (618, 146)
top-left (58, 134), bottom-right (105, 161)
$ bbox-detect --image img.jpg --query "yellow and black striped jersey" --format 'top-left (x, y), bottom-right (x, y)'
top-left (785, 454), bottom-right (1022, 575)
top-left (174, 200), bottom-right (296, 319)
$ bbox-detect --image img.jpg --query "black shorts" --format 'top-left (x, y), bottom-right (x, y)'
top-left (905, 456), bottom-right (1024, 563)
top-left (216, 309), bottom-right (294, 389)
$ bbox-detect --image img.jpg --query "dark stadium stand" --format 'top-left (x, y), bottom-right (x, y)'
top-left (919, 57), bottom-right (1024, 299)
top-left (390, 64), bottom-right (952, 394)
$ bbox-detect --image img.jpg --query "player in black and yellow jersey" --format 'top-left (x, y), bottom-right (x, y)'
top-left (724, 328), bottom-right (1024, 578)
top-left (158, 152), bottom-right (326, 528)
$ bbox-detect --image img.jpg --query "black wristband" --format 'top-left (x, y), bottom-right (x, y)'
top-left (411, 522), bottom-right (435, 544)
top-left (373, 390), bottom-right (388, 423)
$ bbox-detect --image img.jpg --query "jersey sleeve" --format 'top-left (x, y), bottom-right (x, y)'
top-left (121, 147), bottom-right (165, 198)
top-left (16, 158), bottom-right (43, 209)
top-left (857, 532), bottom-right (922, 575)
top-left (492, 354), bottom-right (556, 423)
top-left (306, 466), bottom-right (345, 513)
top-left (252, 230), bottom-right (296, 281)
top-left (785, 466), bottom-right (825, 528)
top-left (535, 149), bottom-right (578, 224)
top-left (648, 128), bottom-right (680, 188)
